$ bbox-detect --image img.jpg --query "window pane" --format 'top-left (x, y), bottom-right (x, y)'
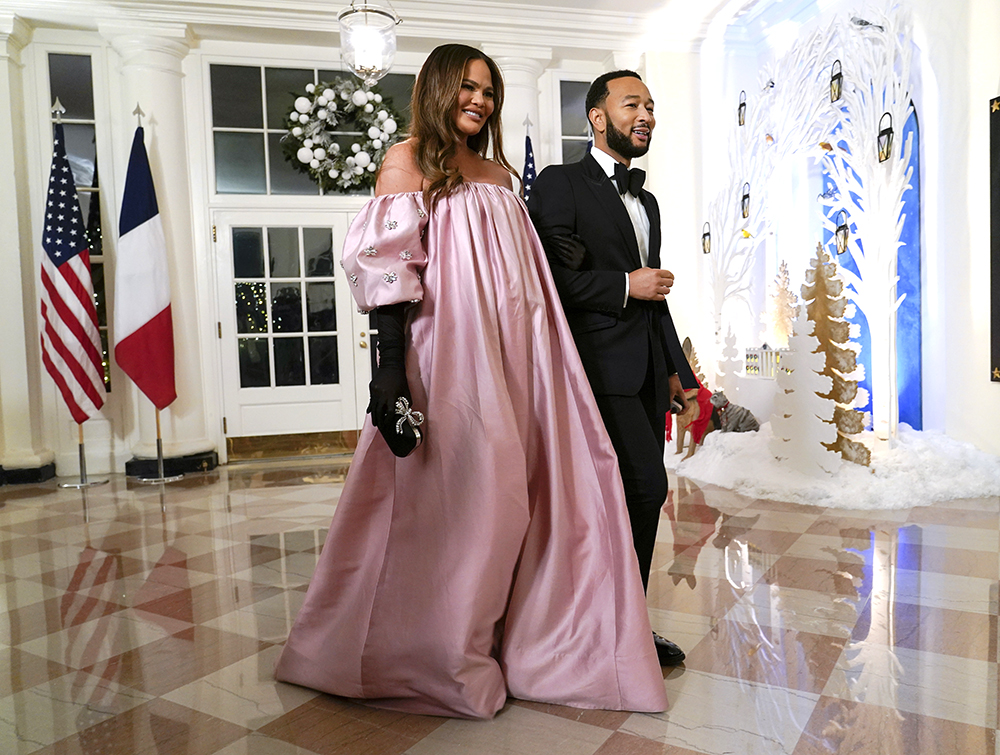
top-left (274, 338), bottom-right (305, 386)
top-left (560, 81), bottom-right (590, 138)
top-left (210, 65), bottom-right (263, 128)
top-left (48, 54), bottom-right (94, 120)
top-left (304, 228), bottom-right (334, 277)
top-left (233, 228), bottom-right (264, 278)
top-left (235, 282), bottom-right (268, 334)
top-left (78, 190), bottom-right (104, 256)
top-left (62, 123), bottom-right (97, 190)
top-left (309, 336), bottom-right (339, 384)
top-left (265, 68), bottom-right (314, 130)
top-left (270, 283), bottom-right (302, 333)
top-left (268, 132), bottom-right (319, 195)
top-left (91, 262), bottom-right (106, 327)
top-left (214, 133), bottom-right (266, 194)
top-left (562, 140), bottom-right (588, 165)
top-left (99, 329), bottom-right (111, 391)
top-left (267, 227), bottom-right (300, 277)
top-left (238, 338), bottom-right (271, 387)
top-left (306, 282), bottom-right (336, 332)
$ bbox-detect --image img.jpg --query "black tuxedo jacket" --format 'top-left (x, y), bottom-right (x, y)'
top-left (527, 153), bottom-right (693, 411)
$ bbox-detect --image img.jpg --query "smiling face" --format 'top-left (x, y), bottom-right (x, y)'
top-left (589, 75), bottom-right (655, 163)
top-left (453, 58), bottom-right (495, 141)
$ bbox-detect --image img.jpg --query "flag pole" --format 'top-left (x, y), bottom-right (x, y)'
top-left (135, 406), bottom-right (183, 484)
top-left (58, 423), bottom-right (109, 489)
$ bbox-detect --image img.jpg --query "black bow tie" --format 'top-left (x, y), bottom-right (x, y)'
top-left (613, 162), bottom-right (645, 196)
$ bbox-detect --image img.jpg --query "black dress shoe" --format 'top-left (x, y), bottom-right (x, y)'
top-left (653, 632), bottom-right (685, 666)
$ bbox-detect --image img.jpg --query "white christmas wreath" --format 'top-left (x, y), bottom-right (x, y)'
top-left (282, 77), bottom-right (403, 193)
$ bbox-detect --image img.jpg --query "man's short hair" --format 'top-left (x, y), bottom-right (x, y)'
top-left (585, 70), bottom-right (643, 115)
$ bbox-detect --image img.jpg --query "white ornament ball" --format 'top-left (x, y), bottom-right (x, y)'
top-left (313, 147), bottom-right (326, 160)
top-left (383, 118), bottom-right (398, 135)
top-left (379, 131), bottom-right (388, 141)
top-left (317, 96), bottom-right (328, 107)
top-left (329, 102), bottom-right (337, 112)
top-left (351, 143), bottom-right (361, 153)
top-left (377, 110), bottom-right (388, 122)
top-left (306, 84), bottom-right (315, 93)
top-left (294, 96), bottom-right (312, 114)
top-left (328, 169), bottom-right (339, 179)
top-left (352, 90), bottom-right (368, 107)
top-left (298, 113), bottom-right (310, 124)
top-left (291, 127), bottom-right (303, 137)
top-left (364, 103), bottom-right (374, 113)
top-left (367, 163), bottom-right (377, 172)
top-left (296, 147), bottom-right (313, 163)
top-left (366, 91), bottom-right (375, 101)
top-left (331, 143), bottom-right (341, 154)
top-left (310, 159), bottom-right (320, 169)
top-left (372, 139), bottom-right (383, 149)
top-left (323, 88), bottom-right (335, 100)
top-left (368, 126), bottom-right (381, 139)
top-left (317, 109), bottom-right (328, 120)
top-left (346, 156), bottom-right (356, 166)
top-left (303, 139), bottom-right (314, 148)
top-left (354, 151), bottom-right (371, 168)
top-left (341, 91), bottom-right (349, 100)
top-left (374, 94), bottom-right (383, 103)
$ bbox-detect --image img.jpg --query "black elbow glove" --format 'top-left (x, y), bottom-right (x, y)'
top-left (368, 303), bottom-right (422, 456)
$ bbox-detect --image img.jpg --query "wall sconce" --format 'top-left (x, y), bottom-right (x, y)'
top-left (339, 1), bottom-right (402, 86)
top-left (738, 90), bottom-right (746, 126)
top-left (835, 210), bottom-right (849, 254)
top-left (878, 112), bottom-right (893, 162)
top-left (741, 183), bottom-right (750, 219)
top-left (702, 222), bottom-right (711, 254)
top-left (830, 60), bottom-right (843, 102)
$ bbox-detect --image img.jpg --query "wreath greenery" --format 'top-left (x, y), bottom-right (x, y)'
top-left (282, 76), bottom-right (403, 193)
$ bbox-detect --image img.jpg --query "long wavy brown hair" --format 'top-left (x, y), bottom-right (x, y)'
top-left (409, 44), bottom-right (517, 208)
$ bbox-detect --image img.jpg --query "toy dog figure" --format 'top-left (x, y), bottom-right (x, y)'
top-left (710, 391), bottom-right (760, 433)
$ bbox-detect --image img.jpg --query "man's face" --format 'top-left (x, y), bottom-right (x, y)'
top-left (591, 76), bottom-right (655, 161)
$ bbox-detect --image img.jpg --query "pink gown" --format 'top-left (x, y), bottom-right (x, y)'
top-left (274, 182), bottom-right (667, 719)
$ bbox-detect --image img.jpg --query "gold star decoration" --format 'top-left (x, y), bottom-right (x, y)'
top-left (993, 100), bottom-right (1000, 113)
top-left (993, 367), bottom-right (1000, 379)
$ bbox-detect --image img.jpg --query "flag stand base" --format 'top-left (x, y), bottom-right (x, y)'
top-left (59, 426), bottom-right (109, 488)
top-left (133, 409), bottom-right (184, 485)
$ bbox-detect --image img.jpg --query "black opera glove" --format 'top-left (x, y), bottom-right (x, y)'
top-left (368, 303), bottom-right (424, 457)
top-left (545, 233), bottom-right (588, 271)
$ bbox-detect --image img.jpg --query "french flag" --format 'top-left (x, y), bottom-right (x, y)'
top-left (113, 126), bottom-right (176, 410)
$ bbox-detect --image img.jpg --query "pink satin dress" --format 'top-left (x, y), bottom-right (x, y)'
top-left (274, 182), bottom-right (667, 719)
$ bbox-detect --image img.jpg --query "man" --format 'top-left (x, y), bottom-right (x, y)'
top-left (527, 70), bottom-right (691, 666)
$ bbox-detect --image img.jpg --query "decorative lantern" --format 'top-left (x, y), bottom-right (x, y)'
top-left (835, 210), bottom-right (849, 254)
top-left (878, 112), bottom-right (893, 162)
top-left (830, 60), bottom-right (843, 102)
top-left (741, 182), bottom-right (750, 219)
top-left (338, 1), bottom-right (402, 86)
top-left (702, 222), bottom-right (711, 254)
top-left (738, 90), bottom-right (746, 126)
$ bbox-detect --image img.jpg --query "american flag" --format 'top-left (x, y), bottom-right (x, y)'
top-left (523, 133), bottom-right (537, 200)
top-left (39, 123), bottom-right (105, 424)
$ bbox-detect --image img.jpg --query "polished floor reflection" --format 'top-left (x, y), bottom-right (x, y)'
top-left (1, 461), bottom-right (998, 754)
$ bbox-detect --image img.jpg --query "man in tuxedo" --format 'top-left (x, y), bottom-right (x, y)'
top-left (527, 70), bottom-right (690, 666)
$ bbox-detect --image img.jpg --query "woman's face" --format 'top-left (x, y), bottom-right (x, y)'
top-left (453, 58), bottom-right (495, 140)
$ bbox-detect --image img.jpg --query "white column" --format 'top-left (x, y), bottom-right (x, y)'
top-left (481, 45), bottom-right (550, 183)
top-left (101, 23), bottom-right (214, 461)
top-left (0, 15), bottom-right (55, 475)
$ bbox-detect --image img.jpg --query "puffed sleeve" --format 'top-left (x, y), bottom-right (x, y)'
top-left (341, 192), bottom-right (429, 312)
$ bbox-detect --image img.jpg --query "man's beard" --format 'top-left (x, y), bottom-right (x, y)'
top-left (605, 118), bottom-right (650, 159)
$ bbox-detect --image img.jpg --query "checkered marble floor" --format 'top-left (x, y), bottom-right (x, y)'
top-left (2, 460), bottom-right (998, 755)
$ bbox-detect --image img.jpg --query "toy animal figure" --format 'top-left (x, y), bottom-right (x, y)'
top-left (675, 383), bottom-right (719, 458)
top-left (710, 390), bottom-right (760, 433)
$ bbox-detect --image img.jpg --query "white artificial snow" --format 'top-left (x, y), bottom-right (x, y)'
top-left (666, 423), bottom-right (1000, 509)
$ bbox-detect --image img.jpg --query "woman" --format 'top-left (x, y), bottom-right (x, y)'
top-left (275, 44), bottom-right (667, 720)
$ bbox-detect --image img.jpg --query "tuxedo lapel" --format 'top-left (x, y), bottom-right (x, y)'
top-left (640, 190), bottom-right (661, 269)
top-left (580, 155), bottom-right (643, 268)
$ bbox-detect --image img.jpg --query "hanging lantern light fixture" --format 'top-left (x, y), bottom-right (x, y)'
top-left (835, 210), bottom-right (849, 255)
top-left (830, 60), bottom-right (843, 102)
top-left (702, 222), bottom-right (711, 254)
top-left (877, 112), bottom-right (894, 162)
top-left (339, 1), bottom-right (402, 86)
top-left (738, 90), bottom-right (746, 126)
top-left (741, 182), bottom-right (750, 219)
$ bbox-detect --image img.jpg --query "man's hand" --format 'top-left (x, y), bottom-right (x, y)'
top-left (628, 267), bottom-right (675, 301)
top-left (668, 374), bottom-right (686, 413)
